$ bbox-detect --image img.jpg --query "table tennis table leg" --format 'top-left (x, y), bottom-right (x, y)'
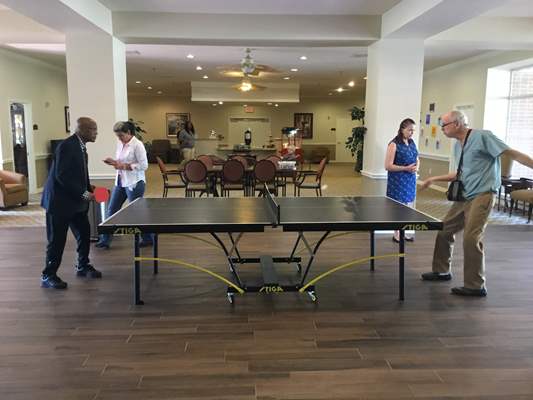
top-left (210, 232), bottom-right (244, 288)
top-left (153, 234), bottom-right (158, 275)
top-left (370, 231), bottom-right (375, 271)
top-left (288, 234), bottom-right (302, 272)
top-left (299, 232), bottom-right (330, 287)
top-left (399, 229), bottom-right (405, 301)
top-left (134, 233), bottom-right (144, 305)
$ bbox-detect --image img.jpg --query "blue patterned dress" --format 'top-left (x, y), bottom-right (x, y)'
top-left (386, 139), bottom-right (418, 204)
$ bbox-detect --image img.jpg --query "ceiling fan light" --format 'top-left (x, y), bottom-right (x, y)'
top-left (240, 81), bottom-right (253, 92)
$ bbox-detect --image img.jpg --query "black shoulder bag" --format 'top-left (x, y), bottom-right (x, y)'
top-left (446, 130), bottom-right (471, 202)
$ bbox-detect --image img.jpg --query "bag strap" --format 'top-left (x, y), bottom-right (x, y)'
top-left (455, 129), bottom-right (472, 178)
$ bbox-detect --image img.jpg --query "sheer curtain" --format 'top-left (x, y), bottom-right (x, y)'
top-left (507, 66), bottom-right (533, 179)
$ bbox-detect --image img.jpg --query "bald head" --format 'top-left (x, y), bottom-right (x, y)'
top-left (75, 117), bottom-right (98, 143)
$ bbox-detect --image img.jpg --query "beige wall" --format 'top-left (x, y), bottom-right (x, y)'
top-left (0, 48), bottom-right (69, 164)
top-left (128, 95), bottom-right (363, 148)
top-left (418, 156), bottom-right (449, 189)
top-left (419, 50), bottom-right (533, 160)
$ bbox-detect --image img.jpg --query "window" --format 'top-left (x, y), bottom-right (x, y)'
top-left (506, 65), bottom-right (533, 178)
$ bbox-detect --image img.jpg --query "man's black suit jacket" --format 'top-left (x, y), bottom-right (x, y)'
top-left (41, 134), bottom-right (91, 216)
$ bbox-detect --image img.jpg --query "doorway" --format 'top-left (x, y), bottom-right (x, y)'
top-left (9, 102), bottom-right (36, 192)
top-left (335, 117), bottom-right (357, 163)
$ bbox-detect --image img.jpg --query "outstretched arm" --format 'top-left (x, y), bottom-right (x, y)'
top-left (503, 149), bottom-right (533, 170)
top-left (419, 172), bottom-right (457, 190)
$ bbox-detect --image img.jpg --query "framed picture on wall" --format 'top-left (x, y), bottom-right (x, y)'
top-left (64, 106), bottom-right (70, 133)
top-left (294, 112), bottom-right (313, 139)
top-left (166, 113), bottom-right (190, 137)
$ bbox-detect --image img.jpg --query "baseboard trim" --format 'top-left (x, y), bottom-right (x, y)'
top-left (361, 170), bottom-right (387, 179)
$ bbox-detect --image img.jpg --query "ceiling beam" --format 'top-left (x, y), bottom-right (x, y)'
top-left (381, 0), bottom-right (508, 39)
top-left (112, 12), bottom-right (381, 47)
top-left (0, 0), bottom-right (112, 34)
top-left (429, 17), bottom-right (533, 50)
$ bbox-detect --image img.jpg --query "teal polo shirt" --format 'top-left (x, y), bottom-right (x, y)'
top-left (453, 129), bottom-right (509, 200)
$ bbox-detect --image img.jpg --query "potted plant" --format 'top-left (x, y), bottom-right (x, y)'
top-left (128, 118), bottom-right (147, 141)
top-left (345, 106), bottom-right (367, 172)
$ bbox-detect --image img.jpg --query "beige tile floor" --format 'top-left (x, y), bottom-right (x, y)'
top-left (1, 162), bottom-right (529, 226)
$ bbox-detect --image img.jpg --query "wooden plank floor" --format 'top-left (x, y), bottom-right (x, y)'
top-left (1, 225), bottom-right (533, 399)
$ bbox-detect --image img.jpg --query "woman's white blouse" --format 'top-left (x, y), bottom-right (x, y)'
top-left (114, 136), bottom-right (148, 188)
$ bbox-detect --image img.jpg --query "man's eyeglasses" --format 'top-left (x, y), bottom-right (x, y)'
top-left (440, 120), bottom-right (456, 128)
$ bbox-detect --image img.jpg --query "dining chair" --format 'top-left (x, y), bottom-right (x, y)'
top-left (156, 156), bottom-right (186, 198)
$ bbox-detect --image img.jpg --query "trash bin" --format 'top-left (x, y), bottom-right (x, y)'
top-left (88, 191), bottom-right (109, 241)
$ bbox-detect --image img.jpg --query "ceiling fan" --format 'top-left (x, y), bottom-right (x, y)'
top-left (217, 48), bottom-right (280, 79)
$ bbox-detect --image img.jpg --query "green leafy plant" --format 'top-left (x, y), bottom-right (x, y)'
top-left (345, 106), bottom-right (366, 172)
top-left (128, 118), bottom-right (147, 142)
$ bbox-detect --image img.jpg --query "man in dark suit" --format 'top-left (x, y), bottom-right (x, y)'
top-left (41, 117), bottom-right (102, 289)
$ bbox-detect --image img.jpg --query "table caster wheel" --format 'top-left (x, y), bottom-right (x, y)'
top-left (307, 291), bottom-right (317, 302)
top-left (227, 293), bottom-right (234, 304)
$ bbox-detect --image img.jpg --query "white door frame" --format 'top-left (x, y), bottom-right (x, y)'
top-left (8, 100), bottom-right (37, 193)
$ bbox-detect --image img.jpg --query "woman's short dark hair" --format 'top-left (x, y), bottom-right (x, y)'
top-left (392, 118), bottom-right (416, 145)
top-left (113, 121), bottom-right (135, 135)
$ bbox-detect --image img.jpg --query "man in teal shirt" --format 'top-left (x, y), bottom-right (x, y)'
top-left (420, 110), bottom-right (533, 296)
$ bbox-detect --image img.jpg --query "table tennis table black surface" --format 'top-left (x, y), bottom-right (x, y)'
top-left (99, 194), bottom-right (442, 305)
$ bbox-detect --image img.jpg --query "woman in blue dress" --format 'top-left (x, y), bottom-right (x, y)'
top-left (385, 118), bottom-right (419, 242)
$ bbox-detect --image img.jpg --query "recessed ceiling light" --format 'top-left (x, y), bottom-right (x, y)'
top-left (290, 68), bottom-right (298, 72)
top-left (186, 54), bottom-right (194, 59)
top-left (196, 66), bottom-right (203, 71)
top-left (274, 103), bottom-right (279, 107)
top-left (328, 92), bottom-right (333, 95)
top-left (212, 103), bottom-right (217, 106)
top-left (218, 101), bottom-right (223, 105)
top-left (363, 76), bottom-right (368, 80)
top-left (135, 81), bottom-right (141, 84)
top-left (157, 90), bottom-right (162, 94)
top-left (267, 102), bottom-right (272, 105)
top-left (283, 76), bottom-right (290, 80)
top-left (348, 81), bottom-right (355, 87)
top-left (243, 104), bottom-right (247, 107)
top-left (299, 56), bottom-right (307, 60)
top-left (336, 87), bottom-right (344, 92)
top-left (203, 75), bottom-right (208, 79)
top-left (147, 86), bottom-right (153, 90)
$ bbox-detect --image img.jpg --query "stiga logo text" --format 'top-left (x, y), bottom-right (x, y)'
top-left (259, 285), bottom-right (284, 293)
top-left (402, 224), bottom-right (429, 231)
top-left (114, 227), bottom-right (142, 235)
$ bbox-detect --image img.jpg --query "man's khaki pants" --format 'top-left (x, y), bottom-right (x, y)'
top-left (432, 192), bottom-right (495, 289)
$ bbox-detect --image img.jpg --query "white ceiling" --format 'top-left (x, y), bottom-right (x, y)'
top-left (0, 0), bottom-right (532, 99)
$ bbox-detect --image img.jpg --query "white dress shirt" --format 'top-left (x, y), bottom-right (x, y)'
top-left (114, 136), bottom-right (148, 188)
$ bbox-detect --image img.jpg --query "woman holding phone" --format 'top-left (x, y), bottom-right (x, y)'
top-left (95, 121), bottom-right (152, 249)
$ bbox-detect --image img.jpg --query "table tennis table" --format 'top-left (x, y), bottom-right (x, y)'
top-left (98, 190), bottom-right (442, 305)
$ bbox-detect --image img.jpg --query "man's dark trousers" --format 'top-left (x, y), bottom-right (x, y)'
top-left (43, 210), bottom-right (90, 277)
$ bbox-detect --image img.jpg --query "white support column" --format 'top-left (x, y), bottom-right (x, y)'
top-left (362, 39), bottom-right (424, 179)
top-left (65, 30), bottom-right (128, 178)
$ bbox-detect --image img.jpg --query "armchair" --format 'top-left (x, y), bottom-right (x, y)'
top-left (293, 157), bottom-right (327, 197)
top-left (0, 169), bottom-right (29, 208)
top-left (149, 139), bottom-right (172, 163)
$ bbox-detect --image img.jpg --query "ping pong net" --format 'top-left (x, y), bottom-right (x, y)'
top-left (263, 183), bottom-right (280, 226)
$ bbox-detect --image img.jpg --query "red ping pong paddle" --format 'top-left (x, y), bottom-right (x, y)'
top-left (94, 187), bottom-right (110, 203)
